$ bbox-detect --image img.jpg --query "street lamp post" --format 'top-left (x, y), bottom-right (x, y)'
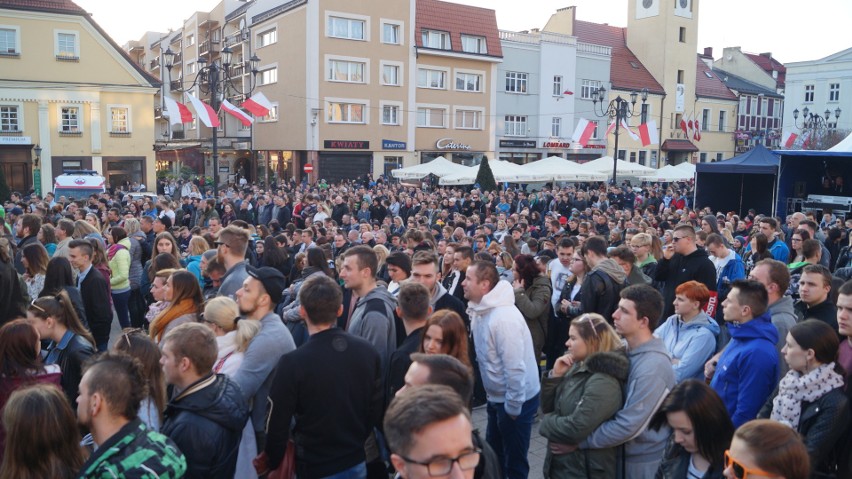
top-left (793, 106), bottom-right (841, 149)
top-left (163, 46), bottom-right (260, 197)
top-left (592, 87), bottom-right (648, 184)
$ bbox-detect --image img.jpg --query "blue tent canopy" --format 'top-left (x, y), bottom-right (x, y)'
top-left (695, 144), bottom-right (779, 174)
top-left (695, 144), bottom-right (780, 216)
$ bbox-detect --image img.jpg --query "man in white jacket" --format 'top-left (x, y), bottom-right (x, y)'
top-left (462, 260), bottom-right (540, 479)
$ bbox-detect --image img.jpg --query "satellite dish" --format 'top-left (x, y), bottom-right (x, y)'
top-left (239, 18), bottom-right (246, 30)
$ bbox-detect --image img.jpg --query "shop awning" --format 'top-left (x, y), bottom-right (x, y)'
top-left (661, 139), bottom-right (699, 152)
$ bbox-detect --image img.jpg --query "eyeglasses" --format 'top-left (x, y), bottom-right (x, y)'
top-left (29, 299), bottom-right (47, 313)
top-left (215, 241), bottom-right (229, 248)
top-left (671, 236), bottom-right (687, 242)
top-left (399, 449), bottom-right (481, 477)
top-left (724, 450), bottom-right (774, 479)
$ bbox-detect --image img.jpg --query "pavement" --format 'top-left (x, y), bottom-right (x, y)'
top-left (471, 405), bottom-right (547, 479)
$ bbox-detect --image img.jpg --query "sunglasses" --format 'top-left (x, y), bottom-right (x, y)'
top-left (724, 450), bottom-right (773, 479)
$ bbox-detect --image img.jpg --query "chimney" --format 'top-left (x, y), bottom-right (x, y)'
top-left (703, 47), bottom-right (713, 58)
top-left (760, 52), bottom-right (773, 59)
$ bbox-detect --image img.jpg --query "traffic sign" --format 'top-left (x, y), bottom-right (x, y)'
top-left (304, 164), bottom-right (314, 173)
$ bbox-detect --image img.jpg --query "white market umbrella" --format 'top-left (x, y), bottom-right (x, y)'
top-left (391, 156), bottom-right (468, 180)
top-left (673, 162), bottom-right (696, 174)
top-left (641, 164), bottom-right (694, 182)
top-left (439, 160), bottom-right (549, 185)
top-left (580, 156), bottom-right (656, 176)
top-left (522, 156), bottom-right (607, 182)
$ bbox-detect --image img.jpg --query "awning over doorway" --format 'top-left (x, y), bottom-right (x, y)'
top-left (661, 139), bottom-right (699, 152)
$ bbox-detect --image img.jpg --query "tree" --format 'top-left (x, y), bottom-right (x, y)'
top-left (0, 167), bottom-right (9, 203)
top-left (800, 129), bottom-right (850, 151)
top-left (475, 156), bottom-right (497, 193)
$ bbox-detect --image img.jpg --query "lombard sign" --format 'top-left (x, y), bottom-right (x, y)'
top-left (382, 139), bottom-right (407, 150)
top-left (0, 136), bottom-right (32, 145)
top-left (436, 138), bottom-right (471, 150)
top-left (542, 140), bottom-right (571, 149)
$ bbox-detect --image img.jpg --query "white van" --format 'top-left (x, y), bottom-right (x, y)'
top-left (53, 170), bottom-right (107, 200)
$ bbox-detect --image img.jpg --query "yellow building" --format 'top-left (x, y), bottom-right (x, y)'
top-left (0, 0), bottom-right (159, 195)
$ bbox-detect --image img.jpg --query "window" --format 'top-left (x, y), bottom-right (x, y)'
top-left (761, 98), bottom-right (768, 116)
top-left (804, 84), bottom-right (814, 102)
top-left (640, 104), bottom-right (649, 124)
top-left (328, 60), bottom-right (365, 83)
top-left (455, 72), bottom-right (482, 92)
top-left (109, 106), bottom-right (130, 133)
top-left (679, 27), bottom-right (686, 42)
top-left (259, 104), bottom-right (278, 122)
top-left (504, 115), bottom-right (527, 136)
top-left (460, 35), bottom-right (486, 54)
top-left (617, 150), bottom-right (626, 160)
top-left (186, 62), bottom-right (195, 74)
top-left (551, 117), bottom-right (561, 137)
top-left (185, 34), bottom-right (194, 46)
top-left (505, 72), bottom-right (528, 93)
top-left (417, 68), bottom-right (446, 89)
top-left (716, 153), bottom-right (724, 162)
top-left (718, 110), bottom-right (727, 132)
top-left (0, 106), bottom-right (19, 131)
top-left (257, 28), bottom-right (277, 48)
top-left (327, 102), bottom-right (365, 123)
top-left (638, 150), bottom-right (647, 166)
top-left (699, 152), bottom-right (707, 163)
top-left (328, 16), bottom-right (365, 40)
top-left (60, 106), bottom-right (80, 132)
top-left (553, 76), bottom-right (563, 96)
top-left (629, 151), bottom-right (636, 163)
top-left (422, 30), bottom-right (450, 50)
top-left (0, 27), bottom-right (19, 55)
top-left (580, 79), bottom-right (602, 99)
top-left (382, 104), bottom-right (399, 125)
top-left (702, 109), bottom-right (710, 131)
top-left (677, 70), bottom-right (684, 84)
top-left (259, 67), bottom-right (278, 85)
top-left (417, 107), bottom-right (446, 128)
top-left (591, 120), bottom-right (600, 139)
top-left (382, 23), bottom-right (400, 45)
top-left (55, 31), bottom-right (79, 59)
top-left (456, 109), bottom-right (482, 130)
top-left (830, 83), bottom-right (840, 102)
top-left (382, 64), bottom-right (400, 86)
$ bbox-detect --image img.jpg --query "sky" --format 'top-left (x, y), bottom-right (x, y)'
top-left (75, 0), bottom-right (851, 63)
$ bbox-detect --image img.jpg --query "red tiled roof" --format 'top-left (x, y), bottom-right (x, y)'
top-left (572, 20), bottom-right (664, 95)
top-left (415, 0), bottom-right (502, 58)
top-left (0, 0), bottom-right (85, 14)
top-left (696, 56), bottom-right (737, 101)
top-left (744, 53), bottom-right (786, 88)
top-left (662, 139), bottom-right (698, 152)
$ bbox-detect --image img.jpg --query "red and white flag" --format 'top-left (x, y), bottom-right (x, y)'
top-left (571, 118), bottom-right (597, 148)
top-left (638, 120), bottom-right (658, 147)
top-left (163, 96), bottom-right (193, 125)
top-left (783, 132), bottom-right (799, 148)
top-left (242, 92), bottom-right (273, 117)
top-left (220, 99), bottom-right (253, 127)
top-left (693, 117), bottom-right (702, 141)
top-left (680, 115), bottom-right (688, 136)
top-left (801, 131), bottom-right (812, 149)
top-left (621, 119), bottom-right (640, 142)
top-left (687, 113), bottom-right (695, 137)
top-left (605, 119), bottom-right (617, 137)
top-left (186, 93), bottom-right (220, 128)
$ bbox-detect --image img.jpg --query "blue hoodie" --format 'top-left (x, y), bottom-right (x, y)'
top-left (655, 311), bottom-right (721, 383)
top-left (710, 312), bottom-right (779, 428)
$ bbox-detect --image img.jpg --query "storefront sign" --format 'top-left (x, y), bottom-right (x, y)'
top-left (324, 140), bottom-right (370, 149)
top-left (436, 138), bottom-right (471, 150)
top-left (499, 139), bottom-right (536, 148)
top-left (542, 140), bottom-right (571, 148)
top-left (382, 139), bottom-right (407, 150)
top-left (218, 166), bottom-right (230, 174)
top-left (33, 169), bottom-right (41, 196)
top-left (0, 136), bottom-right (32, 145)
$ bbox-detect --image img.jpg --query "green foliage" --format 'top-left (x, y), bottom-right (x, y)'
top-left (475, 156), bottom-right (497, 192)
top-left (0, 167), bottom-right (9, 202)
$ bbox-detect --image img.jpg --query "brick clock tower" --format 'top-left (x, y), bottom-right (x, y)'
top-left (626, 0), bottom-right (700, 164)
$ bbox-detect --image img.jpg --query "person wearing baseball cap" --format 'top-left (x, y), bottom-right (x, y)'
top-left (234, 265), bottom-right (296, 446)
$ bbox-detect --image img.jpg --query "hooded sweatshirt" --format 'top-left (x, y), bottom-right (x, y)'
top-left (582, 337), bottom-right (675, 465)
top-left (580, 258), bottom-right (626, 321)
top-left (710, 312), bottom-right (779, 428)
top-left (654, 311), bottom-right (721, 382)
top-left (468, 280), bottom-right (540, 416)
top-left (348, 285), bottom-right (397, 370)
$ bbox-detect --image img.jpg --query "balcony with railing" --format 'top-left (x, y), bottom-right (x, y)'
top-left (150, 57), bottom-right (160, 70)
top-left (171, 130), bottom-right (185, 140)
top-left (577, 42), bottom-right (612, 56)
top-left (499, 29), bottom-right (577, 46)
top-left (170, 80), bottom-right (182, 91)
top-left (199, 38), bottom-right (220, 56)
top-left (223, 29), bottom-right (250, 47)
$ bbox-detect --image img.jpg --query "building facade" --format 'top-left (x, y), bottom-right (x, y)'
top-left (1, 0), bottom-right (158, 195)
top-left (695, 54), bottom-right (738, 161)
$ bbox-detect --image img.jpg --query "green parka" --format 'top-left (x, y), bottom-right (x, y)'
top-left (513, 274), bottom-right (552, 362)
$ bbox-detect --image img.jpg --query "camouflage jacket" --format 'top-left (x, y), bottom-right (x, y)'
top-left (77, 418), bottom-right (187, 478)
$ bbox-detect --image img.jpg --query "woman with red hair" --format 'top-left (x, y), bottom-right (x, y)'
top-left (513, 254), bottom-right (552, 364)
top-left (418, 310), bottom-right (472, 371)
top-left (654, 280), bottom-right (721, 383)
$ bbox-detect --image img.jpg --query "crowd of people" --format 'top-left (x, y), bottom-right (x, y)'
top-left (0, 174), bottom-right (850, 479)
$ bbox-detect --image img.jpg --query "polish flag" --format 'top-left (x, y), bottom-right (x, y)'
top-left (621, 119), bottom-right (640, 142)
top-left (163, 96), bottom-right (193, 125)
top-left (693, 117), bottom-right (702, 141)
top-left (572, 118), bottom-right (597, 148)
top-left (605, 119), bottom-right (617, 137)
top-left (680, 115), bottom-right (688, 136)
top-left (242, 92), bottom-right (273, 117)
top-left (687, 113), bottom-right (695, 137)
top-left (186, 93), bottom-right (220, 128)
top-left (221, 99), bottom-right (254, 127)
top-left (638, 120), bottom-right (658, 147)
top-left (783, 132), bottom-right (799, 148)
top-left (801, 131), bottom-right (812, 149)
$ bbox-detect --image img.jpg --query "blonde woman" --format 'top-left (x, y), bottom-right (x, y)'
top-left (540, 313), bottom-right (629, 479)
